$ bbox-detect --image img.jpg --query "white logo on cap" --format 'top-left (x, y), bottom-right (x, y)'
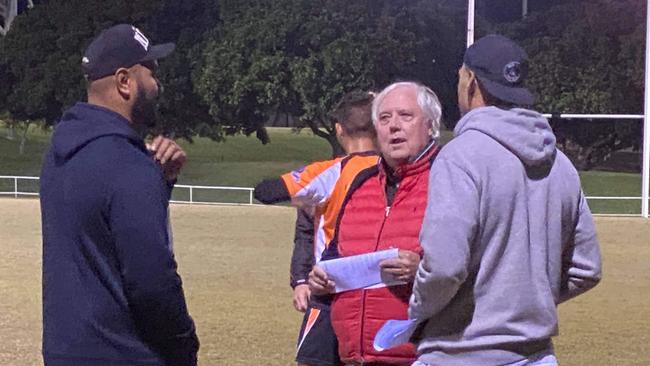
top-left (132, 26), bottom-right (150, 51)
top-left (82, 57), bottom-right (89, 64)
top-left (503, 61), bottom-right (522, 83)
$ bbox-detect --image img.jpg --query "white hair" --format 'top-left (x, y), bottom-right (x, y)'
top-left (371, 81), bottom-right (442, 140)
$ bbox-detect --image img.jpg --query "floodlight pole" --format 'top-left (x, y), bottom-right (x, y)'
top-left (641, 0), bottom-right (650, 219)
top-left (467, 0), bottom-right (475, 48)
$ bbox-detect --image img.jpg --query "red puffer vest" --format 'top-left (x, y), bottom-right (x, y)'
top-left (329, 145), bottom-right (438, 365)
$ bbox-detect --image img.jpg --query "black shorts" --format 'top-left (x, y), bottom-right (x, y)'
top-left (296, 304), bottom-right (343, 366)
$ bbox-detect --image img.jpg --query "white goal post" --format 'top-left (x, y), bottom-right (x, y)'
top-left (642, 0), bottom-right (650, 218)
top-left (466, 0), bottom-right (650, 218)
top-left (0, 0), bottom-right (18, 36)
top-left (0, 0), bottom-right (34, 35)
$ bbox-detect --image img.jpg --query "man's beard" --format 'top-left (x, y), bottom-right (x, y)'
top-left (132, 88), bottom-right (159, 129)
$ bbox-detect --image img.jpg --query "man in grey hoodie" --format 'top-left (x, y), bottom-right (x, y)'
top-left (408, 35), bottom-right (602, 366)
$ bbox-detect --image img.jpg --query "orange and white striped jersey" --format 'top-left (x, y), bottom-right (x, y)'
top-left (280, 152), bottom-right (379, 262)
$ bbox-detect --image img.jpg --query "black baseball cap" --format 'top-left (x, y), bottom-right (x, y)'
top-left (82, 24), bottom-right (175, 81)
top-left (463, 34), bottom-right (535, 106)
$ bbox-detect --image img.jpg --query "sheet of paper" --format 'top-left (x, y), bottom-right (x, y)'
top-left (318, 248), bottom-right (399, 293)
top-left (373, 319), bottom-right (419, 352)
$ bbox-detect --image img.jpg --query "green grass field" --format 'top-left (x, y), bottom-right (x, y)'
top-left (0, 125), bottom-right (646, 214)
top-left (2, 199), bottom-right (650, 365)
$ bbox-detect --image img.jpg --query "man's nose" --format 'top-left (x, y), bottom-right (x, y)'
top-left (387, 116), bottom-right (401, 131)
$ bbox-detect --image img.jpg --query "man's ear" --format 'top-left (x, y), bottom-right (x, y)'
top-left (114, 68), bottom-right (132, 99)
top-left (466, 69), bottom-right (478, 99)
top-left (335, 122), bottom-right (344, 138)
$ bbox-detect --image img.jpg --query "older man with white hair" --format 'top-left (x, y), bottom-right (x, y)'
top-left (309, 81), bottom-right (442, 366)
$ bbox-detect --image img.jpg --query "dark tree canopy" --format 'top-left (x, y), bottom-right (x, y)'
top-left (1, 0), bottom-right (158, 123)
top-left (497, 0), bottom-right (646, 170)
top-left (0, 0), bottom-right (160, 153)
top-left (194, 0), bottom-right (466, 155)
top-left (145, 0), bottom-right (218, 141)
top-left (0, 0), bottom-right (646, 166)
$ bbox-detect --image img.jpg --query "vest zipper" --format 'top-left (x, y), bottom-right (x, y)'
top-left (361, 188), bottom-right (392, 361)
top-left (359, 288), bottom-right (367, 361)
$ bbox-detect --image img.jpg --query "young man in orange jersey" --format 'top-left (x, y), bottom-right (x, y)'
top-left (254, 90), bottom-right (378, 366)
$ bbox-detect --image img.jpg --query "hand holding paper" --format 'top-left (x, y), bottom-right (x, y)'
top-left (318, 249), bottom-right (399, 293)
top-left (308, 266), bottom-right (336, 295)
top-left (379, 250), bottom-right (421, 283)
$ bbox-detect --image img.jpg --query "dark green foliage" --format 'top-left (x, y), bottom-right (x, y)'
top-left (0, 0), bottom-right (646, 164)
top-left (0, 0), bottom-right (160, 153)
top-left (146, 0), bottom-right (219, 141)
top-left (194, 0), bottom-right (466, 155)
top-left (498, 0), bottom-right (646, 170)
top-left (1, 0), bottom-right (159, 124)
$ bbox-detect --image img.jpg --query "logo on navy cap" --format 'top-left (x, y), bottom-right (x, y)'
top-left (503, 61), bottom-right (522, 83)
top-left (132, 26), bottom-right (150, 51)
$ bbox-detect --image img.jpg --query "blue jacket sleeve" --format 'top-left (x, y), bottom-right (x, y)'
top-left (109, 164), bottom-right (199, 365)
top-left (409, 155), bottom-right (478, 322)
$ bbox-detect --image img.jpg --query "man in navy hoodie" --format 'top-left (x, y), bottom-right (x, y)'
top-left (40, 24), bottom-right (199, 366)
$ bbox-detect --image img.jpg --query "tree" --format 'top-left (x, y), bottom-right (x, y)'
top-left (0, 0), bottom-right (221, 151)
top-left (0, 0), bottom-right (160, 153)
top-left (195, 0), bottom-right (466, 156)
top-left (194, 0), bottom-right (326, 150)
top-left (3, 0), bottom-right (160, 122)
top-left (0, 36), bottom-right (13, 131)
top-left (498, 0), bottom-right (646, 170)
top-left (288, 1), bottom-right (418, 155)
top-left (2, 0), bottom-right (468, 155)
top-left (145, 0), bottom-right (219, 141)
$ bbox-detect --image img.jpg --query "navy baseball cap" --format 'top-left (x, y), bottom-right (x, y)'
top-left (463, 34), bottom-right (535, 106)
top-left (82, 24), bottom-right (175, 81)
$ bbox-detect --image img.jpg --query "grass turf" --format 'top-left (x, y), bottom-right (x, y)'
top-left (2, 200), bottom-right (650, 365)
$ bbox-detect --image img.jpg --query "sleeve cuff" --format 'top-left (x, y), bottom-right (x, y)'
top-left (290, 278), bottom-right (308, 289)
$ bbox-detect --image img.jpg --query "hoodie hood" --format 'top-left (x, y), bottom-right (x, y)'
top-left (52, 103), bottom-right (143, 160)
top-left (454, 106), bottom-right (556, 166)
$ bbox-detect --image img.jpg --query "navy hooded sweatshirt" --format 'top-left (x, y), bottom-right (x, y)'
top-left (40, 103), bottom-right (199, 366)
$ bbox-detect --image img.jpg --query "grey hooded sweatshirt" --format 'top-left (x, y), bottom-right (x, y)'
top-left (409, 106), bottom-right (602, 365)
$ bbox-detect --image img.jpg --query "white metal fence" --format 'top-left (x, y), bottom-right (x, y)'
top-left (0, 175), bottom-right (39, 197)
top-left (171, 184), bottom-right (254, 205)
top-left (539, 113), bottom-right (648, 217)
top-left (1, 175), bottom-right (647, 216)
top-left (0, 175), bottom-right (255, 206)
top-left (465, 0), bottom-right (650, 218)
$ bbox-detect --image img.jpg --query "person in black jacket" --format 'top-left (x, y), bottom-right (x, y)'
top-left (39, 24), bottom-right (198, 366)
top-left (290, 208), bottom-right (316, 308)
